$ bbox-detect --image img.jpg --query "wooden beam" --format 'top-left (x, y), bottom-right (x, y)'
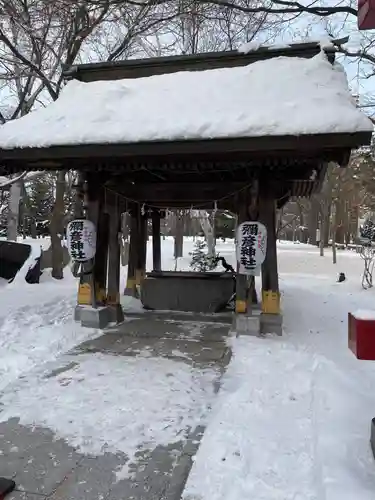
top-left (62, 40), bottom-right (336, 83)
top-left (113, 182), bottom-right (246, 203)
top-left (0, 133), bottom-right (369, 166)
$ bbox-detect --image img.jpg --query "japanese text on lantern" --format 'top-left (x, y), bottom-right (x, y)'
top-left (67, 219), bottom-right (97, 262)
top-left (236, 221), bottom-right (267, 275)
top-left (240, 222), bottom-right (257, 269)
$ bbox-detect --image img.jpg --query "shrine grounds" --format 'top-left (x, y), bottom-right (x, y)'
top-left (1, 237), bottom-right (375, 500)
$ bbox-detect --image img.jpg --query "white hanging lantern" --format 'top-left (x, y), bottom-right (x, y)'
top-left (67, 219), bottom-right (97, 262)
top-left (236, 221), bottom-right (267, 275)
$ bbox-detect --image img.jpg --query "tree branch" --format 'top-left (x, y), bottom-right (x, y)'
top-left (96, 0), bottom-right (357, 18)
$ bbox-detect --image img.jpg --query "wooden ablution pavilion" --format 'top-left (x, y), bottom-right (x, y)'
top-left (0, 40), bottom-right (372, 334)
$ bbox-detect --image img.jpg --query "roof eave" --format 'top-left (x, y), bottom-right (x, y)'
top-left (0, 131), bottom-right (370, 168)
top-left (62, 39), bottom-right (344, 83)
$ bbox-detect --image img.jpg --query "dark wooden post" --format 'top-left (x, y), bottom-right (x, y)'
top-left (235, 192), bottom-right (249, 315)
top-left (107, 192), bottom-right (124, 323)
top-left (124, 207), bottom-right (138, 296)
top-left (152, 210), bottom-right (161, 272)
top-left (94, 209), bottom-right (110, 305)
top-left (235, 183), bottom-right (259, 314)
top-left (259, 188), bottom-right (280, 315)
top-left (76, 173), bottom-right (108, 307)
top-left (136, 209), bottom-right (147, 287)
top-left (174, 210), bottom-right (184, 259)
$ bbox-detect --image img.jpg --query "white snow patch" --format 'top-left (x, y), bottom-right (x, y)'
top-left (184, 334), bottom-right (375, 500)
top-left (352, 309), bottom-right (375, 320)
top-left (0, 52), bottom-right (371, 150)
top-left (120, 295), bottom-right (145, 313)
top-left (0, 277), bottom-right (8, 287)
top-left (115, 463), bottom-right (130, 482)
top-left (237, 41), bottom-right (263, 53)
top-left (319, 37), bottom-right (335, 50)
top-left (0, 295), bottom-right (99, 393)
top-left (183, 337), bottom-right (319, 500)
top-left (0, 353), bottom-right (218, 470)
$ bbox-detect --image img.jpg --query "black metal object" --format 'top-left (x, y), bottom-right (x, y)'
top-left (371, 418), bottom-right (375, 459)
top-left (0, 240), bottom-right (41, 284)
top-left (0, 478), bottom-right (15, 499)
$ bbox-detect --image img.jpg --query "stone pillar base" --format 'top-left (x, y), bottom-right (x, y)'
top-left (77, 306), bottom-right (111, 329)
top-left (108, 304), bottom-right (125, 324)
top-left (74, 305), bottom-right (84, 322)
top-left (233, 313), bottom-right (261, 336)
top-left (260, 312), bottom-right (283, 336)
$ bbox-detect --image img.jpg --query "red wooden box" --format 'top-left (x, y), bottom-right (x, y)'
top-left (349, 311), bottom-right (375, 360)
top-left (358, 0), bottom-right (375, 30)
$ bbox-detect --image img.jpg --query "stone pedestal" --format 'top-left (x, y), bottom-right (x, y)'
top-left (75, 305), bottom-right (111, 329)
top-left (233, 313), bottom-right (261, 336)
top-left (260, 312), bottom-right (283, 336)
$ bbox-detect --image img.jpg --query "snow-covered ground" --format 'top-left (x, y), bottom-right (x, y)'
top-left (2, 237), bottom-right (375, 498)
top-left (184, 241), bottom-right (375, 500)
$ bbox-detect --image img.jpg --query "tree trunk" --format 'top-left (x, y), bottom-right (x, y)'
top-left (320, 215), bottom-right (325, 257)
top-left (30, 218), bottom-right (37, 239)
top-left (50, 172), bottom-right (65, 280)
top-left (198, 210), bottom-right (215, 256)
top-left (308, 197), bottom-right (320, 244)
top-left (334, 199), bottom-right (345, 244)
top-left (323, 203), bottom-right (331, 246)
top-left (7, 180), bottom-right (22, 241)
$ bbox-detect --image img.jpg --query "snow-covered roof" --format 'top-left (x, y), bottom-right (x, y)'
top-left (0, 52), bottom-right (372, 151)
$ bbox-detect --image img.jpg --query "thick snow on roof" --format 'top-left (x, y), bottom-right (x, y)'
top-left (0, 52), bottom-right (372, 150)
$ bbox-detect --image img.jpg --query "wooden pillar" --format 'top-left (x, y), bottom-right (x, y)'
top-left (136, 208), bottom-right (147, 287)
top-left (259, 189), bottom-right (280, 314)
top-left (77, 174), bottom-right (108, 307)
top-left (174, 210), bottom-right (184, 259)
top-left (235, 203), bottom-right (248, 314)
top-left (93, 203), bottom-right (109, 305)
top-left (235, 182), bottom-right (259, 314)
top-left (124, 208), bottom-right (138, 296)
top-left (152, 210), bottom-right (161, 272)
top-left (107, 192), bottom-right (124, 323)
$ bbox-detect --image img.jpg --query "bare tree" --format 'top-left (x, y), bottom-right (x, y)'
top-left (0, 0), bottom-right (180, 276)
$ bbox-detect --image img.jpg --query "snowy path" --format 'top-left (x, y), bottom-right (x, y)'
top-left (184, 244), bottom-right (375, 500)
